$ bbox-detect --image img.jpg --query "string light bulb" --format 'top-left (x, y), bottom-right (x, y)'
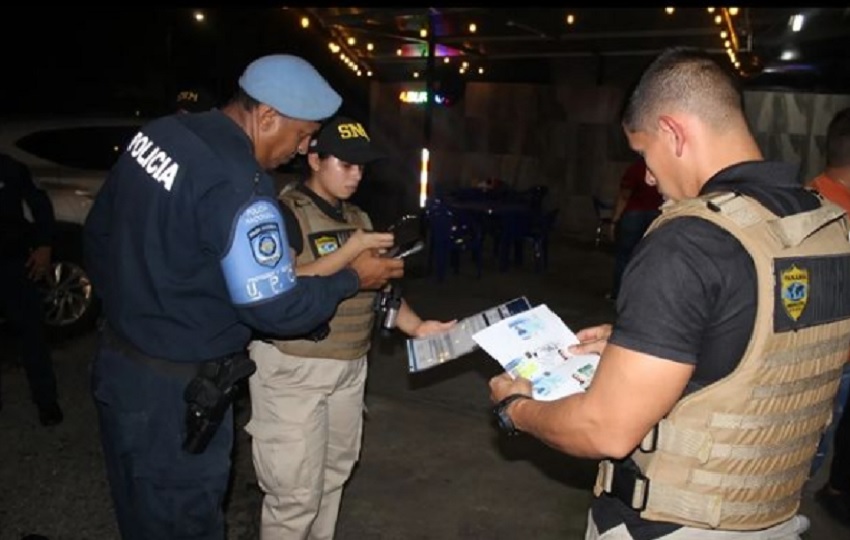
top-left (300, 16), bottom-right (309, 29)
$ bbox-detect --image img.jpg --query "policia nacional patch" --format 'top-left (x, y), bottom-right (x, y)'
top-left (774, 255), bottom-right (850, 332)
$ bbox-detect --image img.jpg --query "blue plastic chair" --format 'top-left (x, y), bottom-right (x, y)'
top-left (517, 208), bottom-right (560, 272)
top-left (424, 202), bottom-right (484, 281)
top-left (524, 185), bottom-right (550, 213)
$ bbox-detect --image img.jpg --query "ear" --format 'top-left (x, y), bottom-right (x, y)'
top-left (257, 104), bottom-right (281, 131)
top-left (307, 152), bottom-right (322, 172)
top-left (658, 115), bottom-right (686, 158)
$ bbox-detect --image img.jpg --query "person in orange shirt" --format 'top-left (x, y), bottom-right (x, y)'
top-left (808, 106), bottom-right (850, 527)
top-left (808, 107), bottom-right (850, 213)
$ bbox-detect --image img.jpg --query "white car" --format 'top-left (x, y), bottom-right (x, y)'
top-left (0, 116), bottom-right (145, 339)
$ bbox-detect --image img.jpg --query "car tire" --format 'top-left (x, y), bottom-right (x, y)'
top-left (40, 224), bottom-right (100, 341)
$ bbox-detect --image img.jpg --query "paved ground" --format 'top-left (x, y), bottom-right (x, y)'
top-left (0, 235), bottom-right (846, 539)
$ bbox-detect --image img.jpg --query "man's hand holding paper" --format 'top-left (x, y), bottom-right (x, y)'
top-left (473, 305), bottom-right (601, 401)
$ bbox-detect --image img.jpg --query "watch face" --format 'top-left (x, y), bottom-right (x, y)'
top-left (494, 402), bottom-right (517, 435)
top-left (494, 394), bottom-right (530, 436)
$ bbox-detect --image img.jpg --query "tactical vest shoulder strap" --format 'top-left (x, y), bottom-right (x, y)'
top-left (650, 192), bottom-right (848, 250)
top-left (342, 202), bottom-right (372, 231)
top-left (767, 201), bottom-right (847, 248)
top-left (280, 186), bottom-right (312, 208)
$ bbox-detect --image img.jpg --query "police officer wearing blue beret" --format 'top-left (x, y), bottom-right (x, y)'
top-left (83, 54), bottom-right (403, 540)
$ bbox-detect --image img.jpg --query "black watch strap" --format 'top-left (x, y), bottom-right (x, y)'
top-left (493, 393), bottom-right (532, 436)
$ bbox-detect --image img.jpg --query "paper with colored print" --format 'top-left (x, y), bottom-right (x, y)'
top-left (472, 304), bottom-right (600, 401)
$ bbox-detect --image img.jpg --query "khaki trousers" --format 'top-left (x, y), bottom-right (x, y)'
top-left (584, 510), bottom-right (810, 540)
top-left (246, 340), bottom-right (367, 540)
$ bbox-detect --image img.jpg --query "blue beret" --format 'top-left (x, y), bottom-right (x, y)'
top-left (238, 54), bottom-right (342, 121)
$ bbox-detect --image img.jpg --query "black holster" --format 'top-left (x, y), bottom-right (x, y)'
top-left (182, 352), bottom-right (256, 454)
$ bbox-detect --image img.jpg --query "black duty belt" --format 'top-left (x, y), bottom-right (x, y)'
top-left (101, 325), bottom-right (201, 380)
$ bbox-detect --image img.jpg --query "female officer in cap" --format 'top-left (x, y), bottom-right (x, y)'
top-left (247, 115), bottom-right (456, 540)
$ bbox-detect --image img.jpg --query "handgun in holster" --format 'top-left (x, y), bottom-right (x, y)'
top-left (182, 352), bottom-right (256, 454)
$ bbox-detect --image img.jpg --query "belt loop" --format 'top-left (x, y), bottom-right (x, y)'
top-left (639, 425), bottom-right (659, 453)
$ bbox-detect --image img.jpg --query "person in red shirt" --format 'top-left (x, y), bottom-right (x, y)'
top-left (607, 158), bottom-right (664, 300)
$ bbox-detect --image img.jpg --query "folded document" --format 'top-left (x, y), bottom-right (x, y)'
top-left (472, 304), bottom-right (599, 401)
top-left (406, 296), bottom-right (533, 373)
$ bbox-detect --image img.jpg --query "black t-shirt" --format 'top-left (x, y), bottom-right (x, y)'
top-left (591, 161), bottom-right (820, 539)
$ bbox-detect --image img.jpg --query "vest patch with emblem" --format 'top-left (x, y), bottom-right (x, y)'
top-left (774, 254), bottom-right (850, 332)
top-left (314, 234), bottom-right (341, 256)
top-left (307, 229), bottom-right (354, 259)
top-left (779, 263), bottom-right (808, 321)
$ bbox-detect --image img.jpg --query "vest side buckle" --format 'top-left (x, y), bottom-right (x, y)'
top-left (607, 460), bottom-right (651, 512)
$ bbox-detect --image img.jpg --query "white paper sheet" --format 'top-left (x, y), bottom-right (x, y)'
top-left (472, 304), bottom-right (600, 401)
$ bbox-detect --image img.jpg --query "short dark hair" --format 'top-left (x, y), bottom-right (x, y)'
top-left (230, 87), bottom-right (262, 111)
top-left (826, 107), bottom-right (850, 168)
top-left (622, 47), bottom-right (743, 133)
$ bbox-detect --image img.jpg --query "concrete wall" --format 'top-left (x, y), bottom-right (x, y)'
top-left (363, 61), bottom-right (850, 237)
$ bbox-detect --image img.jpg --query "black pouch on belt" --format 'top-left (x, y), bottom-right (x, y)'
top-left (182, 352), bottom-right (257, 454)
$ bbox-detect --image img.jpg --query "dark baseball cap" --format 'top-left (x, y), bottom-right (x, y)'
top-left (308, 116), bottom-right (385, 165)
top-left (175, 87), bottom-right (217, 113)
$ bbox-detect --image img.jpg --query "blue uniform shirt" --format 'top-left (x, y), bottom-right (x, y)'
top-left (84, 110), bottom-right (358, 363)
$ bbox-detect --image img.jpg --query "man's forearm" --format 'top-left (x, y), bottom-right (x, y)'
top-left (509, 393), bottom-right (618, 459)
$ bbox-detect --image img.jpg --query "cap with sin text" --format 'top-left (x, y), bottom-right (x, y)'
top-left (175, 87), bottom-right (217, 113)
top-left (238, 54), bottom-right (342, 121)
top-left (308, 116), bottom-right (385, 164)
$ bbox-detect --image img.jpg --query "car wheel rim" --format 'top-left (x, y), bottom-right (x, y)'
top-left (41, 261), bottom-right (93, 328)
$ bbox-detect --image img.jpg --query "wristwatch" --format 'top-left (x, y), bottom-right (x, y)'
top-left (493, 393), bottom-right (532, 436)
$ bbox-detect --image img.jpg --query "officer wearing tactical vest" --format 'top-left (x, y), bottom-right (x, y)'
top-left (488, 47), bottom-right (850, 539)
top-left (246, 116), bottom-right (456, 540)
top-left (84, 55), bottom-right (403, 540)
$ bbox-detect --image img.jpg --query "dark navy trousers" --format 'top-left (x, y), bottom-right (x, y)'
top-left (0, 258), bottom-right (57, 407)
top-left (91, 340), bottom-right (233, 540)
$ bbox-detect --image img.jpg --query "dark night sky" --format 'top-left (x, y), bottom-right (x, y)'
top-left (0, 8), bottom-right (372, 119)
